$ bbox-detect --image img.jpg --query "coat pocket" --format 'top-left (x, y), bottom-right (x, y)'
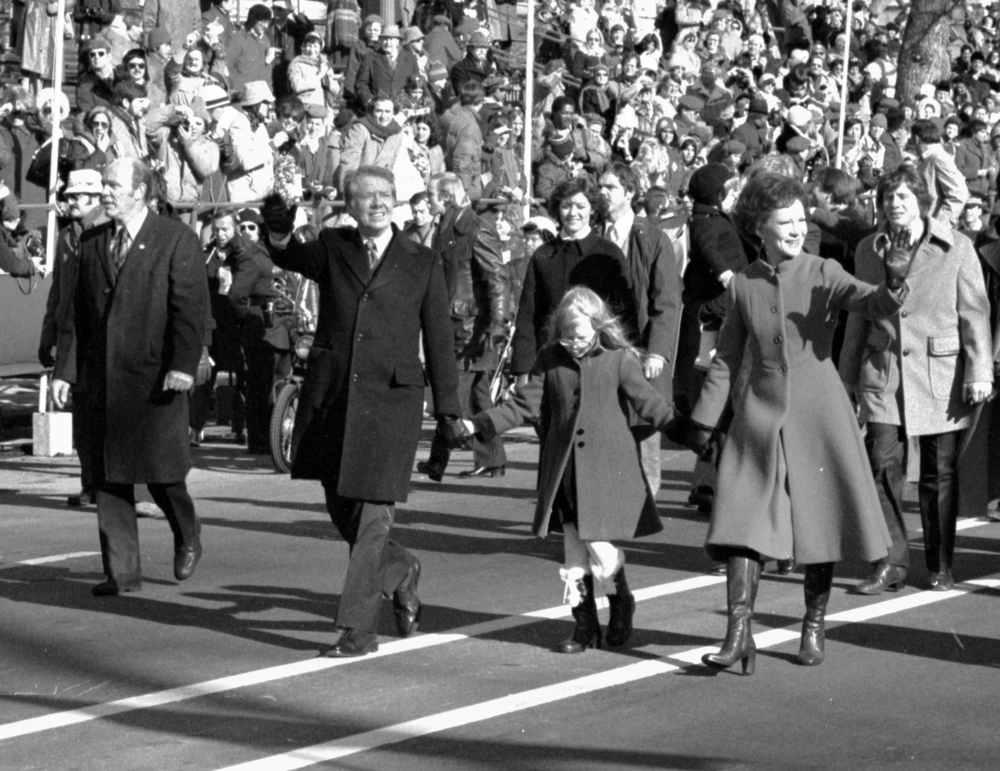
top-left (927, 334), bottom-right (961, 400)
top-left (392, 364), bottom-right (427, 388)
top-left (859, 327), bottom-right (892, 393)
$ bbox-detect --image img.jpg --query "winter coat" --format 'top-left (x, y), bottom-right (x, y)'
top-left (287, 54), bottom-right (329, 106)
top-left (438, 104), bottom-right (483, 200)
top-left (54, 212), bottom-right (208, 484)
top-left (840, 218), bottom-right (994, 437)
top-left (956, 138), bottom-right (994, 199)
top-left (477, 345), bottom-right (671, 541)
top-left (432, 203), bottom-right (509, 370)
top-left (918, 143), bottom-right (969, 227)
top-left (355, 49), bottom-right (420, 108)
top-left (146, 108), bottom-right (220, 202)
top-left (683, 203), bottom-right (748, 306)
top-left (511, 230), bottom-right (636, 375)
top-left (0, 122), bottom-right (48, 230)
top-left (76, 71), bottom-right (116, 114)
top-left (227, 28), bottom-right (274, 95)
top-left (424, 26), bottom-right (462, 72)
top-left (268, 227), bottom-right (461, 502)
top-left (107, 107), bottom-right (150, 162)
top-left (21, 0), bottom-right (62, 79)
top-left (692, 253), bottom-right (903, 564)
top-left (449, 53), bottom-right (497, 94)
top-left (142, 0), bottom-right (201, 63)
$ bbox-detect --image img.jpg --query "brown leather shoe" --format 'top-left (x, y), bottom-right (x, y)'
top-left (92, 577), bottom-right (142, 597)
top-left (324, 628), bottom-right (379, 657)
top-left (855, 564), bottom-right (906, 595)
top-left (174, 544), bottom-right (203, 581)
top-left (393, 559), bottom-right (422, 637)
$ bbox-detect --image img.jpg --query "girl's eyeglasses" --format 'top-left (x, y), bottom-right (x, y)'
top-left (91, 120), bottom-right (110, 127)
top-left (127, 62), bottom-right (146, 70)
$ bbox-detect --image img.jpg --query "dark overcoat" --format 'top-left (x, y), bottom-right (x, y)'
top-left (511, 230), bottom-right (635, 375)
top-left (479, 345), bottom-right (670, 541)
top-left (269, 226), bottom-right (461, 502)
top-left (692, 253), bottom-right (901, 564)
top-left (355, 49), bottom-right (421, 107)
top-left (54, 212), bottom-right (208, 484)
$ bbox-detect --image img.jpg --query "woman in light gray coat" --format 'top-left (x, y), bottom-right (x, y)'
top-left (672, 174), bottom-right (907, 675)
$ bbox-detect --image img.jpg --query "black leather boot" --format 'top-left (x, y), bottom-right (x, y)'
top-left (605, 567), bottom-right (635, 648)
top-left (798, 562), bottom-right (834, 666)
top-left (558, 574), bottom-right (602, 653)
top-left (702, 554), bottom-right (761, 675)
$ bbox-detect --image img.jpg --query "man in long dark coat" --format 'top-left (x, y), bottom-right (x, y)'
top-left (52, 159), bottom-right (209, 597)
top-left (263, 166), bottom-right (461, 658)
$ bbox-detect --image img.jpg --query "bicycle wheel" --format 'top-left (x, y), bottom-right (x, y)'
top-left (269, 381), bottom-right (299, 473)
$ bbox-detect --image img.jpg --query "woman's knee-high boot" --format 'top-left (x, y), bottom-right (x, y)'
top-left (558, 571), bottom-right (602, 653)
top-left (702, 554), bottom-right (761, 675)
top-left (798, 562), bottom-right (834, 666)
top-left (605, 567), bottom-right (635, 648)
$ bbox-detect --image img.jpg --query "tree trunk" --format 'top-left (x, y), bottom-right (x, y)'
top-left (896, 0), bottom-right (956, 104)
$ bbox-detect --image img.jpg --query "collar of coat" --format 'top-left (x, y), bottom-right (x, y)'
top-left (443, 203), bottom-right (474, 234)
top-left (873, 216), bottom-right (954, 255)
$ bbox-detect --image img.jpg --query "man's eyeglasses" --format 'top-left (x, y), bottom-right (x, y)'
top-left (89, 50), bottom-right (107, 59)
top-left (91, 120), bottom-right (109, 127)
top-left (127, 62), bottom-right (146, 70)
top-left (239, 223), bottom-right (258, 232)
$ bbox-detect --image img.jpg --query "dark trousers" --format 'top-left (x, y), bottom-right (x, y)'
top-left (866, 423), bottom-right (961, 572)
top-left (428, 367), bottom-right (506, 470)
top-left (245, 344), bottom-right (280, 451)
top-left (323, 488), bottom-right (416, 633)
top-left (95, 481), bottom-right (201, 582)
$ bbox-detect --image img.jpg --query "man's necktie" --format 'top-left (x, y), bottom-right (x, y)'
top-left (365, 238), bottom-right (379, 270)
top-left (112, 228), bottom-right (131, 279)
top-left (606, 224), bottom-right (618, 245)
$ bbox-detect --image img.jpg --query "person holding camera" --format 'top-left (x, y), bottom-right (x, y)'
top-left (145, 99), bottom-right (220, 215)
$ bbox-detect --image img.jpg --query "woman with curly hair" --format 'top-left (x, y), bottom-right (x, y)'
top-left (510, 176), bottom-right (637, 387)
top-left (65, 106), bottom-right (114, 174)
top-left (408, 112), bottom-right (444, 184)
top-left (669, 173), bottom-right (907, 674)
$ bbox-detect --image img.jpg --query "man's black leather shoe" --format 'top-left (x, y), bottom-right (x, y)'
top-left (92, 577), bottom-right (142, 597)
top-left (458, 466), bottom-right (505, 478)
top-left (174, 544), bottom-right (203, 581)
top-left (393, 559), bottom-right (422, 637)
top-left (324, 628), bottom-right (379, 657)
top-left (926, 570), bottom-right (954, 591)
top-left (416, 460), bottom-right (445, 482)
top-left (855, 563), bottom-right (907, 595)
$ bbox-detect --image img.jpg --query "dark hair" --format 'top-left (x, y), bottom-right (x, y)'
top-left (547, 176), bottom-right (607, 225)
top-left (875, 164), bottom-right (933, 218)
top-left (86, 105), bottom-right (113, 128)
top-left (458, 80), bottom-right (484, 106)
top-left (410, 112), bottom-right (441, 147)
top-left (522, 222), bottom-right (555, 242)
top-left (551, 95), bottom-right (575, 116)
top-left (968, 119), bottom-right (988, 134)
top-left (121, 10), bottom-right (143, 28)
top-left (732, 173), bottom-right (807, 240)
top-left (366, 94), bottom-right (395, 113)
top-left (113, 79), bottom-right (148, 104)
top-left (910, 118), bottom-right (941, 144)
top-left (212, 209), bottom-right (238, 227)
top-left (409, 190), bottom-right (428, 207)
top-left (276, 95), bottom-right (305, 121)
top-left (343, 165), bottom-right (396, 205)
top-left (601, 161), bottom-right (641, 197)
top-left (813, 167), bottom-right (858, 207)
top-left (644, 186), bottom-right (669, 216)
top-left (122, 48), bottom-right (147, 68)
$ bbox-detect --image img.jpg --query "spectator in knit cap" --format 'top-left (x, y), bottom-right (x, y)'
top-left (426, 60), bottom-right (454, 114)
top-left (227, 4), bottom-right (277, 95)
top-left (77, 37), bottom-right (118, 113)
top-left (731, 98), bottom-right (770, 166)
top-left (145, 28), bottom-right (173, 101)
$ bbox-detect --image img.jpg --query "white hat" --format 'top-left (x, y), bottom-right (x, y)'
top-left (787, 105), bottom-right (812, 127)
top-left (241, 80), bottom-right (275, 105)
top-left (522, 216), bottom-right (558, 237)
top-left (36, 88), bottom-right (70, 122)
top-left (63, 168), bottom-right (104, 195)
top-left (203, 84), bottom-right (230, 110)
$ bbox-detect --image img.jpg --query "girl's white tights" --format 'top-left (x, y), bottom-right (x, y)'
top-left (560, 524), bottom-right (625, 605)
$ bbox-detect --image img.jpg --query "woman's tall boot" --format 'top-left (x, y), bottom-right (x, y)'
top-left (798, 562), bottom-right (834, 666)
top-left (702, 554), bottom-right (761, 675)
top-left (605, 567), bottom-right (635, 648)
top-left (558, 571), bottom-right (602, 653)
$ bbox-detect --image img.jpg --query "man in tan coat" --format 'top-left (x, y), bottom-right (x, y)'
top-left (841, 165), bottom-right (993, 594)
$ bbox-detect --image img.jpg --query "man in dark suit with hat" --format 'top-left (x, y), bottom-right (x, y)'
top-left (731, 97), bottom-right (770, 165)
top-left (449, 30), bottom-right (497, 93)
top-left (51, 159), bottom-right (210, 597)
top-left (262, 166), bottom-right (462, 657)
top-left (356, 24), bottom-right (420, 107)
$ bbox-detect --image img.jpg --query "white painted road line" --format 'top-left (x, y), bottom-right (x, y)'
top-left (212, 576), bottom-right (1000, 771)
top-left (215, 660), bottom-right (681, 771)
top-left (0, 518), bottom-right (994, 744)
top-left (15, 552), bottom-right (101, 566)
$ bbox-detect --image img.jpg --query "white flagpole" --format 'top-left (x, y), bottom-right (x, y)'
top-left (45, 0), bottom-right (67, 272)
top-left (523, 0), bottom-right (534, 209)
top-left (835, 0), bottom-right (854, 169)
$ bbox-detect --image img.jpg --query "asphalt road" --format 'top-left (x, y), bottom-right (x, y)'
top-left (1, 422), bottom-right (998, 771)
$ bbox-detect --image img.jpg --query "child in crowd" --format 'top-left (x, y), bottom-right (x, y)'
top-left (462, 287), bottom-right (674, 654)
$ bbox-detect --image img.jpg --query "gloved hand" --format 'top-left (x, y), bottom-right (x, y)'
top-left (195, 346), bottom-right (212, 387)
top-left (38, 345), bottom-right (55, 369)
top-left (664, 415), bottom-right (718, 463)
top-left (484, 321), bottom-right (507, 352)
top-left (261, 192), bottom-right (297, 237)
top-left (437, 416), bottom-right (472, 450)
top-left (883, 226), bottom-right (914, 289)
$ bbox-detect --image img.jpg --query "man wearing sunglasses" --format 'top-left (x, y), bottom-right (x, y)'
top-left (77, 36), bottom-right (117, 113)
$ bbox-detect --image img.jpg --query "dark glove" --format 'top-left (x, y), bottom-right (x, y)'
top-left (261, 192), bottom-right (297, 237)
top-left (437, 416), bottom-right (471, 449)
top-left (883, 227), bottom-right (914, 289)
top-left (484, 321), bottom-right (507, 352)
top-left (38, 345), bottom-right (55, 368)
top-left (25, 230), bottom-right (44, 258)
top-left (195, 346), bottom-right (212, 387)
top-left (664, 415), bottom-right (718, 463)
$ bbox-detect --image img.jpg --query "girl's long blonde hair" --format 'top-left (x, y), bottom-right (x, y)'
top-left (546, 286), bottom-right (641, 357)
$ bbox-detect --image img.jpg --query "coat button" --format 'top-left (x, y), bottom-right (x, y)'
top-left (362, 294), bottom-right (370, 302)
top-left (779, 366), bottom-right (787, 373)
top-left (903, 348), bottom-right (910, 356)
top-left (352, 374), bottom-right (359, 381)
top-left (774, 335), bottom-right (782, 343)
top-left (576, 428), bottom-right (584, 435)
top-left (770, 306), bottom-right (777, 313)
top-left (577, 441), bottom-right (585, 448)
top-left (901, 310), bottom-right (908, 318)
top-left (356, 334), bottom-right (363, 341)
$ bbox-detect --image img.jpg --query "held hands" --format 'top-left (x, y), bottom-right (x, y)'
top-left (163, 371), bottom-right (195, 392)
top-left (965, 381), bottom-right (994, 405)
top-left (484, 321), bottom-right (507, 352)
top-left (664, 414), bottom-right (718, 463)
top-left (883, 227), bottom-right (915, 288)
top-left (437, 416), bottom-right (472, 449)
top-left (643, 355), bottom-right (664, 380)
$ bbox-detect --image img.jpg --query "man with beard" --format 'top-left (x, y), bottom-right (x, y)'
top-left (449, 30), bottom-right (497, 94)
top-left (107, 80), bottom-right (152, 163)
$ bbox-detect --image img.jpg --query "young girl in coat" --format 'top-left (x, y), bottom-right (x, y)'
top-left (463, 287), bottom-right (675, 653)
